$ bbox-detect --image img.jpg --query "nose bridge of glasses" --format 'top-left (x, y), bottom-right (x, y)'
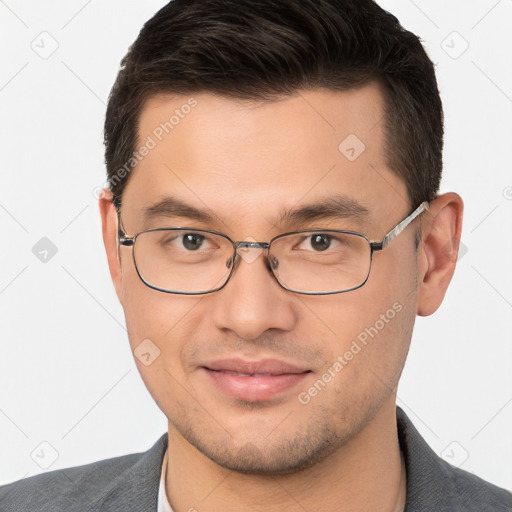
top-left (234, 241), bottom-right (270, 250)
top-left (231, 240), bottom-right (272, 267)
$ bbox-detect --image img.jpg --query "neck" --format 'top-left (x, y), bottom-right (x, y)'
top-left (165, 402), bottom-right (406, 512)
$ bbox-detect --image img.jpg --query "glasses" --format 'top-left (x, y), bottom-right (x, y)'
top-left (117, 201), bottom-right (428, 295)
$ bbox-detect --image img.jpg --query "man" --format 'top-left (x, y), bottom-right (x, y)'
top-left (1, 0), bottom-right (511, 510)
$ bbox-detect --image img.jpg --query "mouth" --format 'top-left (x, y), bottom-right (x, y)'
top-left (201, 358), bottom-right (312, 402)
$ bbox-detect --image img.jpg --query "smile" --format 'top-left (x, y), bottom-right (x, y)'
top-left (202, 359), bottom-right (311, 401)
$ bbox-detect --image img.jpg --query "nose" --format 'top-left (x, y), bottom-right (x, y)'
top-left (209, 248), bottom-right (298, 341)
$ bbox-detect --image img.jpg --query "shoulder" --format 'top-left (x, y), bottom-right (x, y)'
top-left (0, 453), bottom-right (140, 509)
top-left (397, 407), bottom-right (512, 511)
top-left (437, 460), bottom-right (512, 511)
top-left (0, 434), bottom-right (167, 512)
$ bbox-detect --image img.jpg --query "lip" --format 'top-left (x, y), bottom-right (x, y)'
top-left (202, 358), bottom-right (311, 402)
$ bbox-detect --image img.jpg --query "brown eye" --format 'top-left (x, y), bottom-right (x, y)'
top-left (182, 233), bottom-right (205, 250)
top-left (310, 234), bottom-right (332, 251)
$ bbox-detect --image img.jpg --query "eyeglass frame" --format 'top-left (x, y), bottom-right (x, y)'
top-left (117, 201), bottom-right (429, 296)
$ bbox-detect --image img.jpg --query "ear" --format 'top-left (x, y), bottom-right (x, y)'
top-left (99, 189), bottom-right (124, 305)
top-left (417, 192), bottom-right (464, 316)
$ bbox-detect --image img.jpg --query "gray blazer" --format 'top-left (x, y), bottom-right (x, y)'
top-left (1, 408), bottom-right (511, 511)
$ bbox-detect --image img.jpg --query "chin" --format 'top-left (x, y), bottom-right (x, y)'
top-left (182, 416), bottom-right (351, 475)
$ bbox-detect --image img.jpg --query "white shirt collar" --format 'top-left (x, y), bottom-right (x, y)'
top-left (157, 447), bottom-right (174, 512)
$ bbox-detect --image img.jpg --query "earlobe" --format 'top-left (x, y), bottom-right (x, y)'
top-left (98, 189), bottom-right (124, 305)
top-left (417, 192), bottom-right (464, 316)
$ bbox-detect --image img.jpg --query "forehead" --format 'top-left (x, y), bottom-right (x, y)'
top-left (121, 84), bottom-right (408, 233)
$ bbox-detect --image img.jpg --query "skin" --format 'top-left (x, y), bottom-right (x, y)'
top-left (99, 82), bottom-right (463, 511)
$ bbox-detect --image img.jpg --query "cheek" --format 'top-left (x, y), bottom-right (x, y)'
top-left (372, 265), bottom-right (418, 370)
top-left (120, 278), bottom-right (204, 417)
top-left (120, 260), bottom-right (201, 373)
top-left (120, 250), bottom-right (184, 341)
top-left (308, 250), bottom-right (418, 392)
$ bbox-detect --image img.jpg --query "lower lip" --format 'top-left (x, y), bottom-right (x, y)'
top-left (203, 368), bottom-right (310, 401)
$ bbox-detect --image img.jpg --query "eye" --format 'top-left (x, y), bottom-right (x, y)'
top-left (309, 234), bottom-right (332, 252)
top-left (182, 233), bottom-right (205, 251)
top-left (291, 232), bottom-right (355, 254)
top-left (295, 233), bottom-right (336, 252)
top-left (159, 232), bottom-right (215, 251)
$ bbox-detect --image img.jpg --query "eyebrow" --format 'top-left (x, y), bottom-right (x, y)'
top-left (142, 197), bottom-right (213, 227)
top-left (278, 195), bottom-right (369, 226)
top-left (141, 194), bottom-right (369, 229)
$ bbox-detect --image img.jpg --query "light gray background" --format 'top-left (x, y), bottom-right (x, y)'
top-left (1, 0), bottom-right (511, 491)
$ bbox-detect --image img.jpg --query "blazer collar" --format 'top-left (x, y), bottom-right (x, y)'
top-left (397, 407), bottom-right (459, 511)
top-left (90, 433), bottom-right (168, 511)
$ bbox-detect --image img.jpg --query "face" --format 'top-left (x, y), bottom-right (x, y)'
top-left (104, 84), bottom-right (423, 474)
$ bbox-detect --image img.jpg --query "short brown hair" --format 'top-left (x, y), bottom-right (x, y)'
top-left (104, 0), bottom-right (443, 210)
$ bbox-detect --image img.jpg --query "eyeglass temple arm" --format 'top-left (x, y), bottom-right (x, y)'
top-left (371, 201), bottom-right (429, 250)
